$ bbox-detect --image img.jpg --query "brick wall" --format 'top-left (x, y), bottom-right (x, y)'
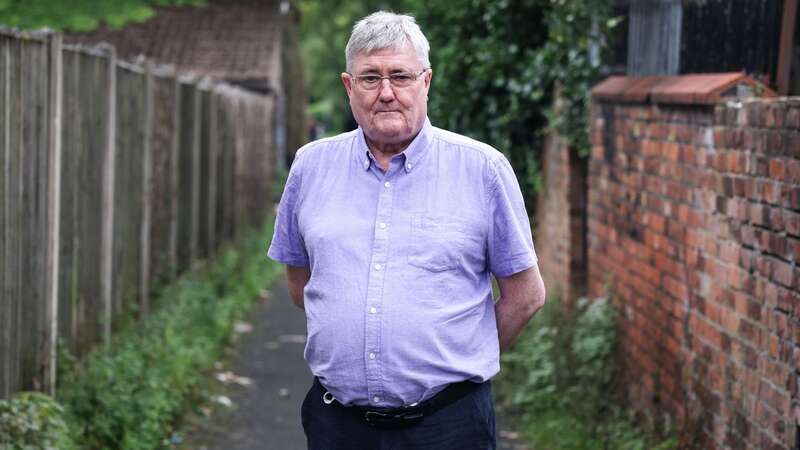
top-left (535, 133), bottom-right (588, 303)
top-left (538, 74), bottom-right (799, 449)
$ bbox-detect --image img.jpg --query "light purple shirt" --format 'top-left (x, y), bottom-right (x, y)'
top-left (267, 118), bottom-right (537, 408)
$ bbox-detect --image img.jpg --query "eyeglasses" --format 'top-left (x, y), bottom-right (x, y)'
top-left (348, 69), bottom-right (428, 90)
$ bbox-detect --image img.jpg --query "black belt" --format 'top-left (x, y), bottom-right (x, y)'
top-left (314, 378), bottom-right (484, 429)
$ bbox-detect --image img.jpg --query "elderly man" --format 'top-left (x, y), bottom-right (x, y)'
top-left (268, 11), bottom-right (545, 450)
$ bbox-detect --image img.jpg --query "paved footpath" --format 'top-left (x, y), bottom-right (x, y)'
top-left (178, 276), bottom-right (528, 450)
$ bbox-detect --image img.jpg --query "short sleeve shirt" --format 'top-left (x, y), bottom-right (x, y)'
top-left (268, 118), bottom-right (537, 408)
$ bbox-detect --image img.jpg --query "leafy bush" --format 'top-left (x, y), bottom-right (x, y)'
top-left (0, 392), bottom-right (76, 450)
top-left (0, 0), bottom-right (206, 32)
top-left (497, 296), bottom-right (677, 450)
top-left (53, 218), bottom-right (282, 450)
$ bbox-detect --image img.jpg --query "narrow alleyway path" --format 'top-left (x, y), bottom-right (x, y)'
top-left (179, 277), bottom-right (310, 450)
top-left (180, 276), bottom-right (527, 450)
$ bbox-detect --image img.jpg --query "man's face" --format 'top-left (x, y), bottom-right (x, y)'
top-left (342, 44), bottom-right (432, 147)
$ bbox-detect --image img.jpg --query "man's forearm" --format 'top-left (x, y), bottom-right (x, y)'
top-left (494, 266), bottom-right (546, 352)
top-left (495, 294), bottom-right (543, 352)
top-left (286, 265), bottom-right (311, 310)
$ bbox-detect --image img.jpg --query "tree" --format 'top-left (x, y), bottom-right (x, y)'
top-left (0, 0), bottom-right (204, 32)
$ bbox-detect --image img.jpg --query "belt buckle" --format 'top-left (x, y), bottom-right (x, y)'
top-left (364, 410), bottom-right (390, 425)
top-left (364, 410), bottom-right (424, 429)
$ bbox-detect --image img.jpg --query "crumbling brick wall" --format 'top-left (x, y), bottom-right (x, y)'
top-left (537, 74), bottom-right (799, 449)
top-left (589, 95), bottom-right (798, 448)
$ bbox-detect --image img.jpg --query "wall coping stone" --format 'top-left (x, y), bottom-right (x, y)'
top-left (591, 73), bottom-right (777, 105)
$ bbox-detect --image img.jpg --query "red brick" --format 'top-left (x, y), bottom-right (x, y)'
top-left (749, 203), bottom-right (768, 226)
top-left (772, 260), bottom-right (796, 289)
top-left (786, 107), bottom-right (800, 129)
top-left (769, 159), bottom-right (786, 180)
top-left (733, 292), bottom-right (762, 322)
top-left (786, 159), bottom-right (800, 181)
top-left (787, 237), bottom-right (800, 263)
top-left (790, 134), bottom-right (800, 156)
top-left (764, 282), bottom-right (780, 308)
top-left (784, 186), bottom-right (800, 210)
top-left (767, 206), bottom-right (784, 231)
top-left (785, 210), bottom-right (800, 237)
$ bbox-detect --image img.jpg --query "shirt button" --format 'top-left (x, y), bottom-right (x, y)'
top-left (406, 163), bottom-right (413, 170)
top-left (374, 263), bottom-right (383, 271)
top-left (373, 396), bottom-right (381, 403)
top-left (379, 222), bottom-right (387, 229)
top-left (384, 181), bottom-right (391, 188)
top-left (369, 307), bottom-right (377, 314)
top-left (369, 352), bottom-right (376, 360)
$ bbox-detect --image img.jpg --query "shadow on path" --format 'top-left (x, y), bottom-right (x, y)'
top-left (179, 275), bottom-right (528, 450)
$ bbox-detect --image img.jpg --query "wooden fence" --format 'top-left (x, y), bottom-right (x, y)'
top-left (0, 28), bottom-right (278, 399)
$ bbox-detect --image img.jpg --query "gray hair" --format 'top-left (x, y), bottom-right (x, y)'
top-left (345, 11), bottom-right (431, 72)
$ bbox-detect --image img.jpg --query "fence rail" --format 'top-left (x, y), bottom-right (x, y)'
top-left (0, 28), bottom-right (278, 399)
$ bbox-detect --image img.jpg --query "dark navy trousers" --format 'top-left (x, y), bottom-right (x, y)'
top-left (301, 379), bottom-right (496, 450)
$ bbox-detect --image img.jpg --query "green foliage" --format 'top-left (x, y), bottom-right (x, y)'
top-left (411, 0), bottom-right (550, 197)
top-left (497, 297), bottom-right (678, 450)
top-left (0, 392), bottom-right (76, 450)
top-left (0, 0), bottom-right (205, 32)
top-left (53, 218), bottom-right (283, 450)
top-left (533, 0), bottom-right (620, 157)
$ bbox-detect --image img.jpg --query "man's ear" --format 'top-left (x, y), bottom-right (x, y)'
top-left (423, 69), bottom-right (433, 91)
top-left (341, 72), bottom-right (353, 97)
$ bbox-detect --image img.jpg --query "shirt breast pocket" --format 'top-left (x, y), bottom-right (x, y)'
top-left (408, 214), bottom-right (467, 272)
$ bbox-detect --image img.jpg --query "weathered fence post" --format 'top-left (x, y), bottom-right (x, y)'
top-left (139, 61), bottom-right (154, 315)
top-left (190, 84), bottom-right (201, 264)
top-left (43, 31), bottom-right (62, 395)
top-left (1, 33), bottom-right (11, 400)
top-left (100, 45), bottom-right (116, 344)
top-left (169, 76), bottom-right (180, 278)
top-left (207, 88), bottom-right (218, 253)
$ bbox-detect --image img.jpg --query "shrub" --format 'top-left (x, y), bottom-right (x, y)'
top-left (52, 217), bottom-right (282, 450)
top-left (497, 296), bottom-right (677, 450)
top-left (0, 392), bottom-right (76, 450)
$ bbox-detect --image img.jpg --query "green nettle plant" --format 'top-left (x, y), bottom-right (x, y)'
top-left (0, 392), bottom-right (76, 450)
top-left (497, 297), bottom-right (678, 450)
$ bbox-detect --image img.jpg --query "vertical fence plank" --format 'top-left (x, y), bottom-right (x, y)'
top-left (206, 90), bottom-right (218, 254)
top-left (0, 35), bottom-right (10, 399)
top-left (190, 86), bottom-right (201, 264)
top-left (100, 46), bottom-right (116, 343)
top-left (177, 80), bottom-right (196, 271)
top-left (43, 32), bottom-right (62, 395)
top-left (139, 63), bottom-right (154, 315)
top-left (111, 65), bottom-right (145, 324)
top-left (147, 72), bottom-right (178, 290)
top-left (8, 35), bottom-right (21, 395)
top-left (169, 78), bottom-right (180, 279)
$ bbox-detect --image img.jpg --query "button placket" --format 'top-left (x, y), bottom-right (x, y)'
top-left (364, 170), bottom-right (396, 406)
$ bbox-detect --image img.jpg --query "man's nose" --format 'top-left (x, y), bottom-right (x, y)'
top-left (378, 79), bottom-right (395, 101)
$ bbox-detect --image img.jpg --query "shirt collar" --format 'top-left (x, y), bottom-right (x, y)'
top-left (356, 118), bottom-right (432, 173)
